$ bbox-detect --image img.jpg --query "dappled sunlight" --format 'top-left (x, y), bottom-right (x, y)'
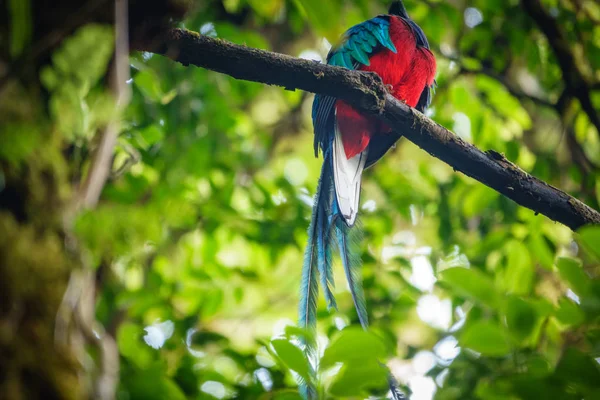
top-left (362, 199), bottom-right (377, 212)
top-left (410, 256), bottom-right (436, 292)
top-left (433, 336), bottom-right (461, 365)
top-left (200, 381), bottom-right (227, 399)
top-left (464, 8), bottom-right (483, 28)
top-left (143, 320), bottom-right (174, 349)
top-left (186, 328), bottom-right (207, 358)
top-left (298, 187), bottom-right (315, 207)
top-left (272, 318), bottom-right (296, 338)
top-left (412, 351), bottom-right (436, 374)
top-left (284, 158), bottom-right (309, 186)
top-left (256, 346), bottom-right (277, 368)
top-left (409, 376), bottom-right (436, 400)
top-left (388, 353), bottom-right (437, 400)
top-left (417, 295), bottom-right (451, 330)
top-left (200, 22), bottom-right (217, 37)
top-left (381, 230), bottom-right (432, 263)
top-left (254, 367), bottom-right (274, 391)
top-left (298, 49), bottom-right (323, 63)
top-left (452, 112), bottom-right (472, 141)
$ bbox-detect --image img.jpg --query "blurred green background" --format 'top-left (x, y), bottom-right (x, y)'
top-left (1, 0), bottom-right (600, 399)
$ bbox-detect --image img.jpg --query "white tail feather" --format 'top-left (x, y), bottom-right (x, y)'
top-left (332, 113), bottom-right (367, 227)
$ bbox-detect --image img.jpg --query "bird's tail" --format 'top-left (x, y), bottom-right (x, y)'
top-left (299, 151), bottom-right (338, 331)
top-left (299, 151), bottom-right (404, 399)
top-left (333, 200), bottom-right (368, 329)
top-left (298, 151), bottom-right (337, 398)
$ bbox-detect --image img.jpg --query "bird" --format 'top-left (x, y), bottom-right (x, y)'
top-left (298, 1), bottom-right (436, 398)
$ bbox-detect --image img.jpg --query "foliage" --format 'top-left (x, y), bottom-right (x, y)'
top-left (2, 0), bottom-right (600, 399)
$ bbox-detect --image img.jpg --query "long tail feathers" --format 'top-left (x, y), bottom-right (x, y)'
top-left (299, 153), bottom-right (337, 399)
top-left (298, 195), bottom-right (320, 400)
top-left (334, 213), bottom-right (368, 329)
top-left (300, 154), bottom-right (337, 335)
top-left (388, 372), bottom-right (406, 400)
top-left (316, 159), bottom-right (337, 310)
top-left (299, 152), bottom-right (405, 399)
top-left (299, 228), bottom-right (319, 337)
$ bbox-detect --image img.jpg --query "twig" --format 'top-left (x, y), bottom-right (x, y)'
top-left (520, 0), bottom-right (600, 137)
top-left (110, 141), bottom-right (141, 180)
top-left (77, 2), bottom-right (131, 398)
top-left (74, 268), bottom-right (119, 400)
top-left (59, 2), bottom-right (131, 399)
top-left (458, 66), bottom-right (554, 109)
top-left (134, 28), bottom-right (600, 231)
top-left (78, 0), bottom-right (131, 208)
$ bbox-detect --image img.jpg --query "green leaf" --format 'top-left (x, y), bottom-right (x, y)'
top-left (247, 0), bottom-right (284, 19)
top-left (222, 0), bottom-right (242, 13)
top-left (556, 257), bottom-right (590, 296)
top-left (39, 24), bottom-right (114, 139)
top-left (202, 288), bottom-right (224, 318)
top-left (462, 185), bottom-right (498, 217)
top-left (284, 325), bottom-right (315, 344)
top-left (460, 320), bottom-right (511, 357)
top-left (555, 298), bottom-right (585, 326)
top-left (0, 123), bottom-right (41, 165)
top-left (328, 359), bottom-right (388, 397)
top-left (271, 390), bottom-right (303, 400)
top-left (320, 328), bottom-right (387, 370)
top-left (505, 296), bottom-right (538, 342)
top-left (449, 84), bottom-right (473, 113)
top-left (134, 69), bottom-right (165, 102)
top-left (439, 267), bottom-right (500, 308)
top-left (117, 322), bottom-right (153, 368)
top-left (51, 24), bottom-right (114, 87)
top-left (123, 363), bottom-right (187, 400)
top-left (271, 339), bottom-right (310, 380)
top-left (555, 348), bottom-right (600, 391)
top-left (476, 75), bottom-right (532, 129)
top-left (296, 0), bottom-right (343, 41)
top-left (525, 355), bottom-right (552, 378)
top-left (528, 234), bottom-right (554, 270)
top-left (503, 240), bottom-right (534, 295)
top-left (578, 226), bottom-right (600, 261)
top-left (135, 125), bottom-right (165, 150)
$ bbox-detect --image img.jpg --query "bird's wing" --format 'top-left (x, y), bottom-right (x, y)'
top-left (365, 17), bottom-right (436, 168)
top-left (312, 16), bottom-right (397, 157)
top-left (406, 18), bottom-right (436, 113)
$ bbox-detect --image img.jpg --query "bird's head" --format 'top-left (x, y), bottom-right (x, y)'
top-left (388, 1), bottom-right (410, 19)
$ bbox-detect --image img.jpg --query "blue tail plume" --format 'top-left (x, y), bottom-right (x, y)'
top-left (299, 152), bottom-right (337, 336)
top-left (333, 203), bottom-right (368, 329)
top-left (298, 151), bottom-right (337, 398)
top-left (298, 151), bottom-right (404, 399)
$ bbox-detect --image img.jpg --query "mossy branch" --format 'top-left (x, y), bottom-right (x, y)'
top-left (136, 28), bottom-right (600, 231)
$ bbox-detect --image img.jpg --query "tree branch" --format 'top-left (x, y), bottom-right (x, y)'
top-left (520, 0), bottom-right (600, 137)
top-left (135, 28), bottom-right (600, 231)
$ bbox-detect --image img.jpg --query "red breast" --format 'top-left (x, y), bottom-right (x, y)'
top-left (337, 15), bottom-right (437, 159)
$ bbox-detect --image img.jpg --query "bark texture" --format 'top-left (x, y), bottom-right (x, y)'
top-left (138, 28), bottom-right (600, 231)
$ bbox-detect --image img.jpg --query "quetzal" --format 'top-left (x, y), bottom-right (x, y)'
top-left (298, 0), bottom-right (436, 397)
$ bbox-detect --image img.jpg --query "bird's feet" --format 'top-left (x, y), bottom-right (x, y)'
top-left (385, 84), bottom-right (394, 92)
